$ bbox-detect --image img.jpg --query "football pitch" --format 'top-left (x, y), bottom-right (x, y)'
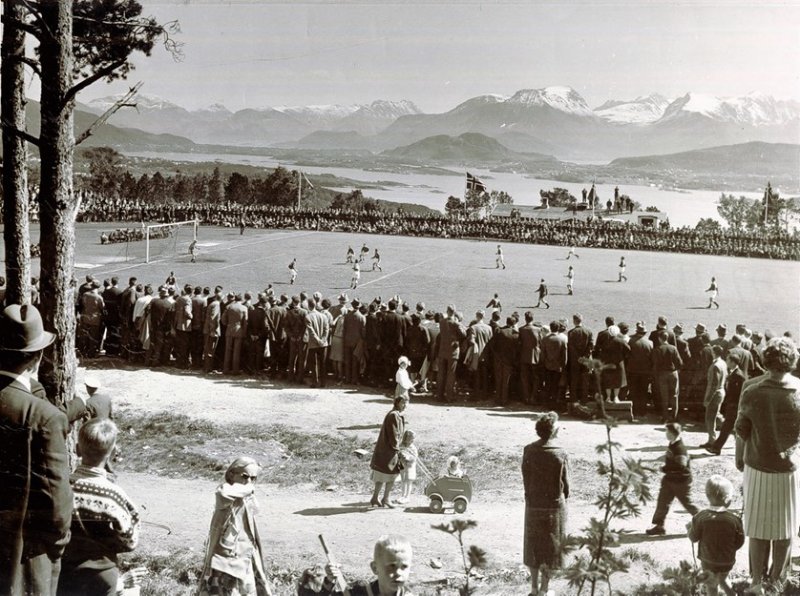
top-left (9, 222), bottom-right (800, 335)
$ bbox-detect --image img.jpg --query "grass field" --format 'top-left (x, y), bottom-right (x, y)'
top-left (8, 221), bottom-right (800, 334)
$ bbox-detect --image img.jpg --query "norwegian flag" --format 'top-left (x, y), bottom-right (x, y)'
top-left (466, 172), bottom-right (487, 193)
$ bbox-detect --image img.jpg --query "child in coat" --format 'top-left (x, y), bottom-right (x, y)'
top-left (398, 431), bottom-right (418, 504)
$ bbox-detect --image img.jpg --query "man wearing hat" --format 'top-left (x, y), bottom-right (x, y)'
top-left (146, 286), bottom-right (174, 367)
top-left (710, 324), bottom-right (730, 358)
top-left (0, 304), bottom-right (73, 594)
top-left (222, 294), bottom-right (248, 375)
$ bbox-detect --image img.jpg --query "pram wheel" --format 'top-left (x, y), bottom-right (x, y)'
top-left (453, 497), bottom-right (468, 514)
top-left (429, 496), bottom-right (444, 514)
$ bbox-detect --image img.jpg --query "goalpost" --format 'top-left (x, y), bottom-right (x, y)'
top-left (145, 219), bottom-right (198, 263)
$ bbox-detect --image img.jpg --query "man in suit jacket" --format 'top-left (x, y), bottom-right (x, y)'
top-left (592, 316), bottom-right (615, 361)
top-left (567, 313), bottom-right (594, 404)
top-left (284, 296), bottom-right (309, 382)
top-left (78, 283), bottom-right (105, 358)
top-left (305, 299), bottom-right (330, 387)
top-left (203, 294), bottom-right (222, 373)
top-left (490, 317), bottom-right (520, 404)
top-left (518, 312), bottom-right (542, 404)
top-left (727, 335), bottom-right (755, 379)
top-left (248, 294), bottom-right (270, 374)
top-left (0, 304), bottom-right (72, 596)
top-left (222, 294), bottom-right (248, 375)
top-left (190, 286), bottom-right (206, 369)
top-left (265, 296), bottom-right (287, 376)
top-left (118, 277), bottom-right (139, 360)
top-left (342, 300), bottom-right (367, 385)
top-left (436, 305), bottom-right (466, 402)
top-left (541, 320), bottom-right (568, 407)
top-left (146, 287), bottom-right (174, 367)
top-left (380, 300), bottom-right (406, 387)
top-left (467, 310), bottom-right (493, 399)
top-left (173, 286), bottom-right (194, 369)
top-left (651, 329), bottom-right (684, 421)
top-left (627, 322), bottom-right (654, 417)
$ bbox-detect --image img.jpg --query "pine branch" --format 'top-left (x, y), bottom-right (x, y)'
top-left (64, 59), bottom-right (127, 108)
top-left (0, 119), bottom-right (40, 147)
top-left (75, 82), bottom-right (142, 146)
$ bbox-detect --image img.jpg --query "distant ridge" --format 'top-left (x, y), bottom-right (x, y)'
top-left (381, 132), bottom-right (555, 163)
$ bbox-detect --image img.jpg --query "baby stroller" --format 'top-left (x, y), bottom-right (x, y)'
top-left (417, 459), bottom-right (473, 514)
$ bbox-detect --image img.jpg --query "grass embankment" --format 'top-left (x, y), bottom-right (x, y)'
top-left (114, 408), bottom-right (597, 500)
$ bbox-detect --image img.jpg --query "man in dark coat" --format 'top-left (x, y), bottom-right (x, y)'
top-left (380, 300), bottom-right (406, 387)
top-left (490, 317), bottom-right (520, 404)
top-left (627, 322), bottom-right (654, 417)
top-left (190, 286), bottom-right (206, 369)
top-left (519, 312), bottom-right (542, 404)
top-left (284, 296), bottom-right (308, 382)
top-left (651, 329), bottom-right (684, 421)
top-left (541, 321), bottom-right (568, 407)
top-left (436, 305), bottom-right (466, 402)
top-left (265, 296), bottom-right (287, 376)
top-left (101, 277), bottom-right (123, 356)
top-left (146, 287), bottom-right (173, 367)
top-left (0, 304), bottom-right (72, 596)
top-left (118, 277), bottom-right (139, 360)
top-left (567, 313), bottom-right (594, 404)
top-left (342, 300), bottom-right (367, 385)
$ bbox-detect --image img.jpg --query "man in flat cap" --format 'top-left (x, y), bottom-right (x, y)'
top-left (0, 304), bottom-right (72, 595)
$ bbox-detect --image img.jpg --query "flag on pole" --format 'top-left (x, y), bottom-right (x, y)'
top-left (466, 172), bottom-right (487, 193)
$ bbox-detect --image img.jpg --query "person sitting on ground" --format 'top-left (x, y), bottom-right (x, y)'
top-left (59, 418), bottom-right (142, 596)
top-left (686, 475), bottom-right (744, 596)
top-left (301, 534), bottom-right (414, 596)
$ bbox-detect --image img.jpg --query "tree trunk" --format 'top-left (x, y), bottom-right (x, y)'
top-left (1, 0), bottom-right (31, 305)
top-left (37, 0), bottom-right (77, 408)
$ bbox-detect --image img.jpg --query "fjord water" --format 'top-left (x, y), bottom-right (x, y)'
top-left (126, 151), bottom-right (766, 228)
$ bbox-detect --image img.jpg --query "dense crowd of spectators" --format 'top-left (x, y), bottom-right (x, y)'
top-left (61, 270), bottom-right (799, 424)
top-left (78, 194), bottom-right (800, 260)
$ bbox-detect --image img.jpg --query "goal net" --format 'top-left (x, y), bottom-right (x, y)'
top-left (145, 220), bottom-right (198, 263)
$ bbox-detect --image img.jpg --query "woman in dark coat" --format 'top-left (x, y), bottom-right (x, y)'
top-left (601, 326), bottom-right (630, 402)
top-left (522, 411), bottom-right (569, 596)
top-left (369, 396), bottom-right (408, 508)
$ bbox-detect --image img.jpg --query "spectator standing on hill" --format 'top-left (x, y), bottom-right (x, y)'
top-left (489, 317), bottom-right (520, 404)
top-left (541, 321), bottom-right (568, 407)
top-left (305, 299), bottom-right (330, 388)
top-left (436, 305), bottom-right (465, 402)
top-left (627, 322), bottom-right (654, 418)
top-left (702, 346), bottom-right (728, 448)
top-left (652, 329), bottom-right (684, 422)
top-left (222, 294), bottom-right (248, 375)
top-left (519, 312), bottom-right (543, 405)
top-left (203, 293), bottom-right (222, 374)
top-left (711, 325), bottom-right (730, 358)
top-left (522, 411), bottom-right (569, 596)
top-left (0, 304), bottom-right (72, 596)
top-left (735, 337), bottom-right (800, 593)
top-left (567, 314), bottom-right (594, 405)
top-left (706, 350), bottom-right (746, 455)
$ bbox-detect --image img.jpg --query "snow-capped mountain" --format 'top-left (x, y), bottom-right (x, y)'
top-left (334, 100), bottom-right (423, 135)
top-left (86, 93), bottom-right (182, 112)
top-left (658, 92), bottom-right (800, 126)
top-left (506, 86), bottom-right (594, 117)
top-left (594, 94), bottom-right (671, 124)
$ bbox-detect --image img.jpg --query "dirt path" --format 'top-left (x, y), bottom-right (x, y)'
top-left (91, 363), bottom-right (765, 592)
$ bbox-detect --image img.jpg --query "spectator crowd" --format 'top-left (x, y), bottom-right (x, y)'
top-left (75, 195), bottom-right (800, 261)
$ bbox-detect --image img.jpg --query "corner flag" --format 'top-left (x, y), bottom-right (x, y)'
top-left (466, 172), bottom-right (487, 193)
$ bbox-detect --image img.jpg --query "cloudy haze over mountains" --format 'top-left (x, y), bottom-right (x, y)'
top-left (80, 86), bottom-right (800, 161)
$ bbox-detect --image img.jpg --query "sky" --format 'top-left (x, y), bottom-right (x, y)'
top-left (64, 1), bottom-right (800, 113)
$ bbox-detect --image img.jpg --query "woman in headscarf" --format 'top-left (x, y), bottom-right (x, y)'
top-left (369, 396), bottom-right (409, 508)
top-left (199, 457), bottom-right (272, 596)
top-left (735, 337), bottom-right (800, 593)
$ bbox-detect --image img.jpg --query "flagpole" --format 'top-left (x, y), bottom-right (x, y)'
top-left (297, 170), bottom-right (301, 209)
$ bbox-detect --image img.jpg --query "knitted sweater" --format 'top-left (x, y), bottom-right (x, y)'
top-left (735, 374), bottom-right (800, 473)
top-left (661, 438), bottom-right (692, 481)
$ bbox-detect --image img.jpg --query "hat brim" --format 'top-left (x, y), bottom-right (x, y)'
top-left (4, 330), bottom-right (56, 353)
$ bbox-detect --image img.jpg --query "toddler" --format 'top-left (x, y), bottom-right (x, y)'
top-left (687, 475), bottom-right (744, 596)
top-left (398, 431), bottom-right (418, 504)
top-left (445, 455), bottom-right (464, 478)
top-left (395, 356), bottom-right (415, 400)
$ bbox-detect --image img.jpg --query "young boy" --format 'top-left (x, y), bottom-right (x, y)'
top-left (687, 475), bottom-right (744, 596)
top-left (301, 535), bottom-right (414, 596)
top-left (646, 422), bottom-right (699, 535)
top-left (59, 418), bottom-right (142, 595)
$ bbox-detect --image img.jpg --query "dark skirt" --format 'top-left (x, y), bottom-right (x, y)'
top-left (601, 363), bottom-right (623, 390)
top-left (523, 501), bottom-right (567, 568)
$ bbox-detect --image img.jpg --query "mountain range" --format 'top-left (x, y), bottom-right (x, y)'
top-left (79, 87), bottom-right (800, 161)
